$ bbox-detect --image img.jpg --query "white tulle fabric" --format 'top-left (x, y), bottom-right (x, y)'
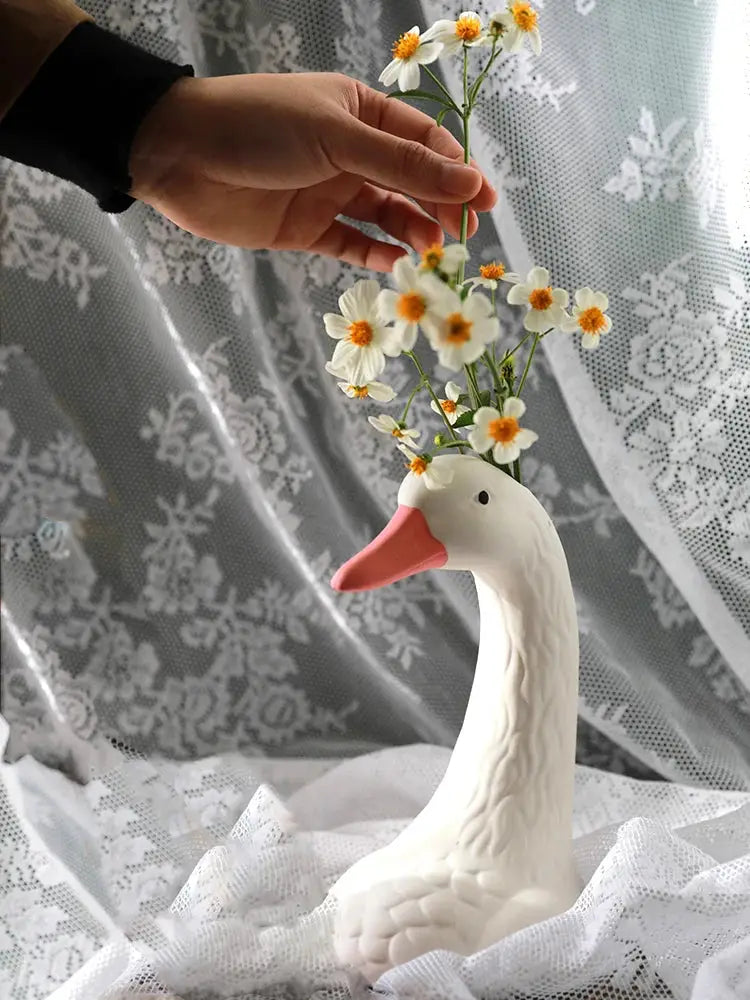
top-left (1, 0), bottom-right (749, 997)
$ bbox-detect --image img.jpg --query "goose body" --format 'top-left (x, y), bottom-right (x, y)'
top-left (329, 455), bottom-right (581, 981)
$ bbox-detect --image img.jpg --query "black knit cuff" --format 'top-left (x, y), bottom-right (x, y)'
top-left (0, 22), bottom-right (194, 212)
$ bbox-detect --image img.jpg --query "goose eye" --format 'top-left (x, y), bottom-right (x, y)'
top-left (476, 490), bottom-right (490, 506)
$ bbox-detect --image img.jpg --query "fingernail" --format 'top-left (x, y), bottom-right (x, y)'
top-left (440, 162), bottom-right (481, 196)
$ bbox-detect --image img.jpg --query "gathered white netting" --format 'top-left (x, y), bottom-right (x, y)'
top-left (1, 0), bottom-right (749, 997)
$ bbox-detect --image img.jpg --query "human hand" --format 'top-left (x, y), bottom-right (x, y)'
top-left (129, 72), bottom-right (497, 270)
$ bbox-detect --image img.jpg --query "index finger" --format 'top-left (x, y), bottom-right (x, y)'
top-left (355, 83), bottom-right (497, 211)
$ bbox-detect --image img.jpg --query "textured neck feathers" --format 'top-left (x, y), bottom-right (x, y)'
top-left (427, 513), bottom-right (579, 871)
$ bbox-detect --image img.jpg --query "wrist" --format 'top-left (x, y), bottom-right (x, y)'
top-left (129, 76), bottom-right (205, 203)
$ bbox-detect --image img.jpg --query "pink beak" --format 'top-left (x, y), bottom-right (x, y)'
top-left (331, 505), bottom-right (448, 592)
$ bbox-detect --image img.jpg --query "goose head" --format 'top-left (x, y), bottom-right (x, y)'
top-left (331, 454), bottom-right (551, 592)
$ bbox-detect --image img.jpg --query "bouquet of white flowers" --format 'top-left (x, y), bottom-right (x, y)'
top-left (323, 5), bottom-right (612, 489)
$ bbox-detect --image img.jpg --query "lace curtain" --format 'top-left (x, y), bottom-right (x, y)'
top-left (1, 1), bottom-right (748, 997)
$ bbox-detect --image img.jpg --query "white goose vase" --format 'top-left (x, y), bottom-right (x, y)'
top-left (329, 454), bottom-right (581, 982)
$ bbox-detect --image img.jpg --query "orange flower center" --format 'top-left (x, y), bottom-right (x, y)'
top-left (421, 244), bottom-right (444, 269)
top-left (392, 30), bottom-right (421, 60)
top-left (391, 426), bottom-right (406, 437)
top-left (397, 292), bottom-right (426, 322)
top-left (409, 456), bottom-right (428, 475)
top-left (456, 13), bottom-right (482, 41)
top-left (511, 2), bottom-right (538, 31)
top-left (441, 399), bottom-right (458, 413)
top-left (528, 287), bottom-right (553, 311)
top-left (445, 312), bottom-right (473, 343)
top-left (480, 261), bottom-right (506, 280)
top-left (488, 416), bottom-right (520, 443)
top-left (349, 385), bottom-right (369, 398)
top-left (578, 306), bottom-right (606, 334)
top-left (348, 320), bottom-right (374, 346)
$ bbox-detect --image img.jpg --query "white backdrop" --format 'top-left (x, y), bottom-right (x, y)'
top-left (1, 1), bottom-right (749, 997)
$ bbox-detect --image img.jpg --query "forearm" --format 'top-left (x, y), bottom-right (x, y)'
top-left (0, 0), bottom-right (91, 119)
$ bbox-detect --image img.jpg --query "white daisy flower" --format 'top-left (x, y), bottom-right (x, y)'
top-left (324, 279), bottom-right (402, 385)
top-left (464, 260), bottom-right (521, 292)
top-left (430, 381), bottom-right (470, 425)
top-left (561, 288), bottom-right (612, 349)
top-left (379, 26), bottom-right (444, 92)
top-left (468, 397), bottom-right (538, 465)
top-left (421, 289), bottom-right (500, 370)
top-left (398, 445), bottom-right (454, 490)
top-left (325, 362), bottom-right (396, 402)
top-left (419, 242), bottom-right (470, 277)
top-left (506, 266), bottom-right (569, 333)
top-left (368, 413), bottom-right (421, 444)
top-left (423, 11), bottom-right (485, 54)
top-left (377, 256), bottom-right (448, 351)
top-left (489, 3), bottom-right (541, 55)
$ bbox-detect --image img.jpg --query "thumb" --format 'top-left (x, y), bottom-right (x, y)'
top-left (329, 119), bottom-right (484, 203)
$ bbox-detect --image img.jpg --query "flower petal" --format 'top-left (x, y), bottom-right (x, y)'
top-left (551, 287), bottom-right (569, 308)
top-left (507, 283), bottom-right (530, 305)
top-left (503, 396), bottom-right (526, 419)
top-left (325, 360), bottom-right (348, 379)
top-left (392, 255), bottom-right (419, 291)
top-left (399, 60), bottom-right (421, 92)
top-left (421, 19), bottom-right (455, 42)
top-left (516, 428), bottom-right (538, 450)
top-left (415, 41), bottom-right (443, 64)
top-left (399, 321), bottom-right (418, 351)
top-left (339, 279), bottom-right (380, 321)
top-left (592, 291), bottom-right (609, 311)
top-left (352, 346), bottom-right (386, 384)
top-left (465, 291), bottom-right (493, 319)
top-left (378, 59), bottom-right (401, 86)
top-left (368, 381), bottom-right (397, 402)
top-left (468, 428), bottom-right (493, 453)
top-left (473, 405), bottom-right (501, 427)
top-left (493, 440), bottom-right (521, 464)
top-left (560, 315), bottom-right (580, 333)
top-left (446, 381), bottom-right (462, 401)
top-left (530, 27), bottom-right (541, 55)
top-left (378, 325), bottom-right (404, 357)
top-left (601, 315), bottom-right (612, 334)
top-left (323, 313), bottom-right (349, 339)
top-left (523, 309), bottom-right (550, 333)
top-left (581, 333), bottom-right (600, 350)
top-left (377, 288), bottom-right (400, 322)
top-left (574, 287), bottom-right (594, 308)
top-left (500, 271), bottom-right (523, 284)
top-left (526, 266), bottom-right (550, 287)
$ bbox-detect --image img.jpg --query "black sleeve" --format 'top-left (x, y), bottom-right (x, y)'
top-left (0, 22), bottom-right (194, 213)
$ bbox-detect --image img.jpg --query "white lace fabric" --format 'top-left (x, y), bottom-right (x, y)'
top-left (1, 0), bottom-right (749, 997)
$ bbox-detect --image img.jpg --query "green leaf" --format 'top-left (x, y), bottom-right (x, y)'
top-left (478, 390), bottom-right (492, 407)
top-left (453, 411), bottom-right (476, 428)
top-left (387, 89), bottom-right (455, 109)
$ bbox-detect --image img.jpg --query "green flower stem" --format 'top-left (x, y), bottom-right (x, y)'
top-left (513, 457), bottom-right (522, 485)
top-left (433, 439), bottom-right (471, 451)
top-left (400, 378), bottom-right (424, 423)
top-left (505, 330), bottom-right (535, 360)
top-left (463, 362), bottom-right (480, 408)
top-left (482, 350), bottom-right (504, 405)
top-left (406, 351), bottom-right (466, 451)
top-left (457, 46), bottom-right (471, 286)
top-left (469, 37), bottom-right (499, 104)
top-left (517, 331), bottom-right (540, 395)
top-left (422, 66), bottom-right (461, 112)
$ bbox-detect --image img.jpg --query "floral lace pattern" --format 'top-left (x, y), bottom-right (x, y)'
top-left (2, 1), bottom-right (749, 995)
top-left (604, 109), bottom-right (719, 229)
